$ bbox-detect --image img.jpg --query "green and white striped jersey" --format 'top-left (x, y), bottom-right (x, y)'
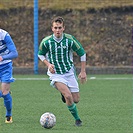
top-left (38, 33), bottom-right (85, 74)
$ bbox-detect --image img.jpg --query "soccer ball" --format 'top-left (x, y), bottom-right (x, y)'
top-left (40, 112), bottom-right (56, 129)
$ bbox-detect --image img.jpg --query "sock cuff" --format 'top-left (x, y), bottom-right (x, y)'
top-left (67, 103), bottom-right (76, 110)
top-left (2, 92), bottom-right (11, 99)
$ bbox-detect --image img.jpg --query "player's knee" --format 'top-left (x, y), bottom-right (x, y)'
top-left (74, 101), bottom-right (79, 104)
top-left (65, 95), bottom-right (71, 100)
top-left (73, 95), bottom-right (80, 103)
top-left (2, 90), bottom-right (10, 95)
top-left (65, 94), bottom-right (72, 102)
top-left (74, 99), bottom-right (79, 104)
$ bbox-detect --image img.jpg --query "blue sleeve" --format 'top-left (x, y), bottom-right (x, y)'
top-left (2, 33), bottom-right (18, 60)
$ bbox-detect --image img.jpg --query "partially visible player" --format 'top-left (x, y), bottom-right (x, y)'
top-left (38, 16), bottom-right (87, 126)
top-left (0, 29), bottom-right (18, 123)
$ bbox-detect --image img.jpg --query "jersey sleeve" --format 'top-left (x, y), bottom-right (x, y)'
top-left (71, 36), bottom-right (86, 56)
top-left (38, 35), bottom-right (52, 56)
top-left (38, 39), bottom-right (48, 56)
top-left (2, 33), bottom-right (18, 60)
top-left (4, 33), bottom-right (17, 51)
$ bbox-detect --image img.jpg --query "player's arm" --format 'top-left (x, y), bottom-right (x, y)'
top-left (78, 54), bottom-right (87, 84)
top-left (71, 36), bottom-right (87, 83)
top-left (38, 54), bottom-right (55, 74)
top-left (38, 41), bottom-right (55, 73)
top-left (0, 33), bottom-right (18, 61)
top-left (38, 40), bottom-right (48, 63)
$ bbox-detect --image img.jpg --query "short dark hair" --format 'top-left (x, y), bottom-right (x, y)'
top-left (51, 16), bottom-right (64, 26)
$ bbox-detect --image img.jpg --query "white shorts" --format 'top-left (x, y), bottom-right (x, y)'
top-left (47, 67), bottom-right (79, 92)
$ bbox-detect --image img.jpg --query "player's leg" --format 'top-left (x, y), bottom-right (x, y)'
top-left (71, 92), bottom-right (80, 104)
top-left (60, 93), bottom-right (66, 103)
top-left (71, 92), bottom-right (82, 126)
top-left (67, 72), bottom-right (80, 104)
top-left (55, 82), bottom-right (82, 126)
top-left (2, 83), bottom-right (13, 123)
top-left (66, 71), bottom-right (82, 126)
top-left (60, 88), bottom-right (80, 104)
top-left (55, 82), bottom-right (73, 105)
top-left (1, 62), bottom-right (14, 123)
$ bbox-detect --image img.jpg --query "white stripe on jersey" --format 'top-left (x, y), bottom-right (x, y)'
top-left (60, 42), bottom-right (68, 72)
top-left (55, 42), bottom-right (63, 73)
top-left (0, 29), bottom-right (7, 40)
top-left (0, 29), bottom-right (11, 65)
top-left (66, 39), bottom-right (72, 67)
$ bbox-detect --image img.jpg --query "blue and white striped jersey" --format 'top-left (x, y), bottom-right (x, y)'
top-left (0, 29), bottom-right (18, 65)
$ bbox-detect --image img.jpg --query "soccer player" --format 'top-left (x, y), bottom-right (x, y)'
top-left (0, 29), bottom-right (18, 123)
top-left (38, 16), bottom-right (87, 126)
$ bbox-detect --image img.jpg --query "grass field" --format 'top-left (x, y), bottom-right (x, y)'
top-left (0, 74), bottom-right (132, 133)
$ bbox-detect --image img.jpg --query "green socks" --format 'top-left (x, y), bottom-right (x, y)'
top-left (67, 103), bottom-right (80, 120)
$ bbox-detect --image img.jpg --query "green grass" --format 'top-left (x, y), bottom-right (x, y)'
top-left (0, 74), bottom-right (132, 133)
top-left (0, 0), bottom-right (133, 10)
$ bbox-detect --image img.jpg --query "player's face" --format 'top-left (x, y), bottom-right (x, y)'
top-left (52, 22), bottom-right (65, 38)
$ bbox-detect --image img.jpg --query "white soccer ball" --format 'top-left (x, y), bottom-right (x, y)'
top-left (40, 112), bottom-right (56, 129)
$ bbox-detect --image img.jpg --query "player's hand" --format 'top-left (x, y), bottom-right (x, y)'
top-left (78, 71), bottom-right (87, 84)
top-left (48, 64), bottom-right (55, 74)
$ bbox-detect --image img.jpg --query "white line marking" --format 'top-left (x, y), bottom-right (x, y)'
top-left (15, 77), bottom-right (133, 80)
top-left (90, 77), bottom-right (133, 80)
top-left (15, 78), bottom-right (49, 80)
